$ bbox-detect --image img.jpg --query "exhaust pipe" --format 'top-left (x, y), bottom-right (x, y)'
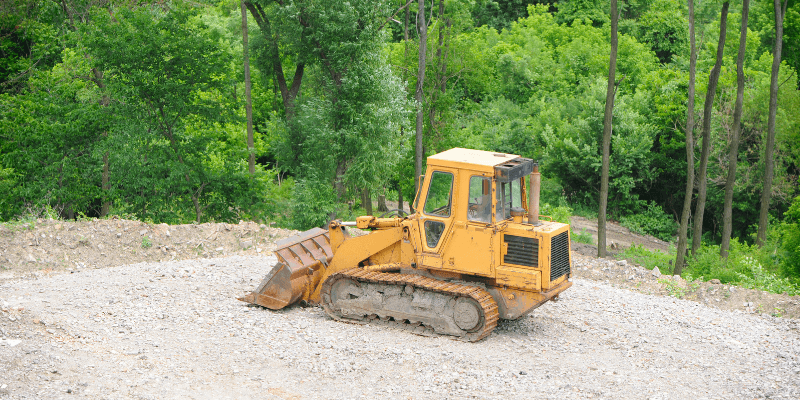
top-left (528, 163), bottom-right (541, 225)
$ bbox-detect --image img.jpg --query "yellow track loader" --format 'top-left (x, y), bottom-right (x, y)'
top-left (238, 148), bottom-right (572, 341)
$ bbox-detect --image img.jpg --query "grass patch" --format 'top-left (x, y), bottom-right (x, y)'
top-left (619, 244), bottom-right (675, 274)
top-left (621, 240), bottom-right (800, 296)
top-left (571, 228), bottom-right (594, 244)
top-left (570, 202), bottom-right (598, 220)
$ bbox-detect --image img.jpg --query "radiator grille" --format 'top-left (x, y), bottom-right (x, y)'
top-left (550, 231), bottom-right (570, 280)
top-left (503, 235), bottom-right (538, 267)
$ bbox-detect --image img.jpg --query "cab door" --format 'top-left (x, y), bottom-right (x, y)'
top-left (418, 169), bottom-right (457, 269)
top-left (440, 174), bottom-right (494, 276)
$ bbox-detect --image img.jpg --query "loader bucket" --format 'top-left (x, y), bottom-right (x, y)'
top-left (238, 227), bottom-right (333, 309)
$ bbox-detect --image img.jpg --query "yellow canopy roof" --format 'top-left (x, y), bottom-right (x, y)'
top-left (426, 148), bottom-right (521, 173)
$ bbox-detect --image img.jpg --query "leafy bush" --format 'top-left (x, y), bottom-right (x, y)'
top-left (0, 166), bottom-right (16, 221)
top-left (682, 239), bottom-right (799, 295)
top-left (780, 196), bottom-right (800, 281)
top-left (572, 228), bottom-right (594, 244)
top-left (540, 202), bottom-right (572, 225)
top-left (733, 257), bottom-right (800, 296)
top-left (619, 201), bottom-right (677, 242)
top-left (685, 240), bottom-right (755, 284)
top-left (289, 178), bottom-right (339, 231)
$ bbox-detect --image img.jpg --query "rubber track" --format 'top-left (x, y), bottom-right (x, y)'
top-left (321, 268), bottom-right (500, 342)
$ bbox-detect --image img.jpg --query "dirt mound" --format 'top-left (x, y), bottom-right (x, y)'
top-left (0, 218), bottom-right (296, 279)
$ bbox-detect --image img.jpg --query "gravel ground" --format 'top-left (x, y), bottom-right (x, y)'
top-left (2, 254), bottom-right (799, 399)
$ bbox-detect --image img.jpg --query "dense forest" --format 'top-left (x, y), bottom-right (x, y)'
top-left (1, 0), bottom-right (799, 289)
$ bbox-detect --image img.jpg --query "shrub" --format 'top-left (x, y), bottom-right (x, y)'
top-left (734, 257), bottom-right (800, 296)
top-left (572, 228), bottom-right (594, 244)
top-left (289, 178), bottom-right (340, 231)
top-left (540, 202), bottom-right (572, 225)
top-left (683, 239), bottom-right (800, 295)
top-left (781, 196), bottom-right (800, 281)
top-left (619, 201), bottom-right (677, 242)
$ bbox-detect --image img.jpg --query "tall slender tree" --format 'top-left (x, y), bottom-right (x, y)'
top-left (721, 0), bottom-right (750, 257)
top-left (241, 0), bottom-right (255, 176)
top-left (415, 0), bottom-right (428, 199)
top-left (757, 0), bottom-right (789, 245)
top-left (692, 1), bottom-right (729, 255)
top-left (598, 0), bottom-right (619, 258)
top-left (675, 0), bottom-right (698, 274)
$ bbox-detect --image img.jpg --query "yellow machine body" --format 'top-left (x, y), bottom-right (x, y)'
top-left (238, 148), bottom-right (572, 337)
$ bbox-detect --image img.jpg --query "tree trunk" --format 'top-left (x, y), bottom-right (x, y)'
top-left (362, 189), bottom-right (373, 216)
top-left (721, 0), bottom-right (749, 257)
top-left (244, 2), bottom-right (304, 120)
top-left (398, 182), bottom-right (404, 214)
top-left (242, 1), bottom-right (255, 176)
top-left (402, 5), bottom-right (413, 215)
top-left (427, 0), bottom-right (446, 137)
top-left (192, 183), bottom-right (207, 223)
top-left (692, 1), bottom-right (729, 255)
top-left (378, 193), bottom-right (388, 212)
top-left (101, 150), bottom-right (110, 217)
top-left (91, 68), bottom-right (112, 218)
top-left (598, 0), bottom-right (618, 259)
top-left (415, 0), bottom-right (427, 206)
top-left (674, 0), bottom-right (698, 275)
top-left (757, 0), bottom-right (788, 245)
top-left (334, 161), bottom-right (347, 202)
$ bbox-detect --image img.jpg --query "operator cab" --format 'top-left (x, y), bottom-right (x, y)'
top-left (420, 148), bottom-right (534, 226)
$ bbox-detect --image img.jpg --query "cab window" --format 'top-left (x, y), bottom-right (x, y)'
top-left (467, 176), bottom-right (491, 223)
top-left (495, 178), bottom-right (523, 221)
top-left (423, 171), bottom-right (454, 217)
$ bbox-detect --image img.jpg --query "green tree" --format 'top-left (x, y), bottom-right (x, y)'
top-left (721, 0), bottom-right (750, 258)
top-left (81, 5), bottom-right (262, 223)
top-left (0, 51), bottom-right (107, 219)
top-left (692, 2), bottom-right (729, 255)
top-left (636, 0), bottom-right (688, 63)
top-left (598, 0), bottom-right (619, 258)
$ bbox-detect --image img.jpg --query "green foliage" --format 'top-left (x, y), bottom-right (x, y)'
top-left (290, 177), bottom-right (339, 230)
top-left (619, 244), bottom-right (675, 274)
top-left (658, 278), bottom-right (688, 298)
top-left (682, 237), bottom-right (799, 295)
top-left (686, 240), bottom-right (760, 284)
top-left (141, 236), bottom-right (152, 249)
top-left (472, 0), bottom-right (540, 31)
top-left (273, 0), bottom-right (410, 211)
top-left (733, 257), bottom-right (800, 296)
top-left (540, 202), bottom-right (572, 225)
top-left (572, 228), bottom-right (595, 244)
top-left (619, 201), bottom-right (678, 242)
top-left (0, 165), bottom-right (16, 220)
top-left (540, 80), bottom-right (659, 213)
top-left (634, 0), bottom-right (688, 63)
top-left (781, 196), bottom-right (800, 279)
top-left (0, 55), bottom-right (106, 218)
top-left (555, 0), bottom-right (609, 27)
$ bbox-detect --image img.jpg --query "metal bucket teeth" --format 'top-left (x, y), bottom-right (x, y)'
top-left (238, 228), bottom-right (332, 309)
